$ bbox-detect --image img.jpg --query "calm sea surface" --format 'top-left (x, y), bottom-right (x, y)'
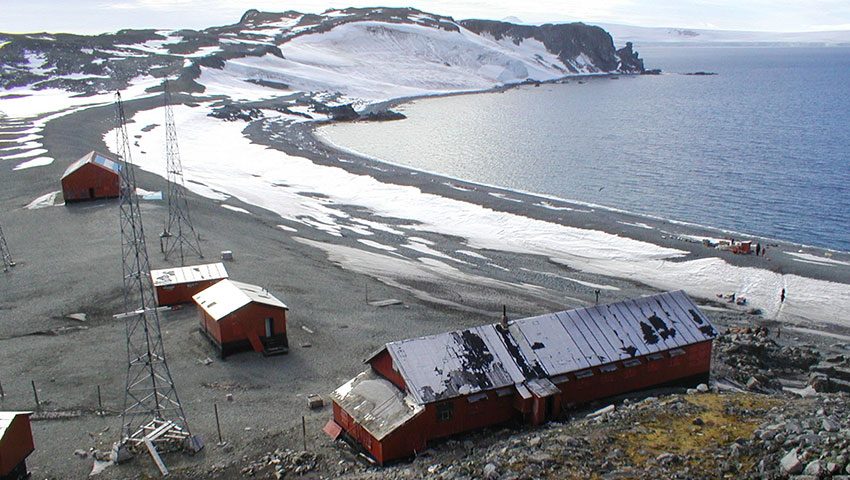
top-left (319, 47), bottom-right (850, 252)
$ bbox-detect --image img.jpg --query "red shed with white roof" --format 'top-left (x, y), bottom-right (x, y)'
top-left (0, 411), bottom-right (34, 480)
top-left (327, 291), bottom-right (717, 465)
top-left (193, 279), bottom-right (288, 358)
top-left (60, 151), bottom-right (121, 202)
top-left (150, 263), bottom-right (228, 306)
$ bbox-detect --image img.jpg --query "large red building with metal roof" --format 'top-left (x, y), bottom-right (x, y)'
top-left (60, 151), bottom-right (121, 202)
top-left (193, 279), bottom-right (289, 358)
top-left (325, 290), bottom-right (717, 465)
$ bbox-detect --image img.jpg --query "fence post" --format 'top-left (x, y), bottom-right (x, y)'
top-left (31, 380), bottom-right (40, 410)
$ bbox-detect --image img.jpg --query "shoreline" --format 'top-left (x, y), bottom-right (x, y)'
top-left (313, 120), bottom-right (848, 257)
top-left (314, 78), bottom-right (850, 255)
top-left (248, 96), bottom-right (850, 284)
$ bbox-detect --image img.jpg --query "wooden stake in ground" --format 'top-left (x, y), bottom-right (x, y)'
top-left (215, 403), bottom-right (223, 444)
top-left (31, 380), bottom-right (39, 410)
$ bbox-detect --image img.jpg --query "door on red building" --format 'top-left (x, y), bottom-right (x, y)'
top-left (265, 317), bottom-right (274, 337)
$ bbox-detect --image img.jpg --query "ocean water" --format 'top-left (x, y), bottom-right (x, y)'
top-left (319, 46), bottom-right (850, 252)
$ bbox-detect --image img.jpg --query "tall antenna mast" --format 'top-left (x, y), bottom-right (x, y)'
top-left (114, 92), bottom-right (201, 473)
top-left (160, 80), bottom-right (202, 266)
top-left (0, 219), bottom-right (15, 272)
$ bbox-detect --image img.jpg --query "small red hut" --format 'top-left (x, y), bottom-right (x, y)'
top-left (150, 263), bottom-right (228, 306)
top-left (327, 290), bottom-right (717, 465)
top-left (60, 151), bottom-right (121, 202)
top-left (193, 279), bottom-right (288, 358)
top-left (0, 412), bottom-right (34, 480)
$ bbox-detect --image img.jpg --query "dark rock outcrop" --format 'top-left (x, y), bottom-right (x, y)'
top-left (361, 110), bottom-right (407, 121)
top-left (459, 19), bottom-right (644, 73)
top-left (615, 42), bottom-right (645, 72)
top-left (208, 105), bottom-right (264, 121)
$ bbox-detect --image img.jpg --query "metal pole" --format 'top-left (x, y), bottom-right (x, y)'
top-left (214, 403), bottom-right (222, 444)
top-left (31, 380), bottom-right (40, 410)
top-left (301, 415), bottom-right (307, 451)
top-left (0, 378), bottom-right (4, 398)
top-left (97, 385), bottom-right (103, 414)
top-left (595, 289), bottom-right (600, 305)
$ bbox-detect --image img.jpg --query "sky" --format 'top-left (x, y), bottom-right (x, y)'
top-left (2, 0), bottom-right (850, 35)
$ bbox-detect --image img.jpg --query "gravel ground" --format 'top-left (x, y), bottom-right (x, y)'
top-left (1, 95), bottom-right (849, 479)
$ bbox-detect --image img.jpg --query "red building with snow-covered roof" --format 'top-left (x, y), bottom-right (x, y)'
top-left (193, 279), bottom-right (288, 358)
top-left (60, 151), bottom-right (121, 202)
top-left (151, 262), bottom-right (228, 306)
top-left (0, 411), bottom-right (34, 480)
top-left (326, 290), bottom-right (717, 465)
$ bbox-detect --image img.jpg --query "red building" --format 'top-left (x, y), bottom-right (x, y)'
top-left (150, 263), bottom-right (228, 306)
top-left (193, 279), bottom-right (289, 358)
top-left (326, 290), bottom-right (717, 465)
top-left (60, 151), bottom-right (121, 202)
top-left (0, 412), bottom-right (34, 480)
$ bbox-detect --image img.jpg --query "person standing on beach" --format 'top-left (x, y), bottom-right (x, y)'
top-left (780, 288), bottom-right (786, 303)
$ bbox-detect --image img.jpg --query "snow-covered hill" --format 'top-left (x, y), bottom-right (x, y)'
top-left (0, 7), bottom-right (642, 108)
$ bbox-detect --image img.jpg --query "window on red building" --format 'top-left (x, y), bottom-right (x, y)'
top-left (436, 401), bottom-right (454, 422)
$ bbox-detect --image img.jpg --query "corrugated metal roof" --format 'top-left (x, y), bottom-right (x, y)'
top-left (384, 324), bottom-right (529, 404)
top-left (193, 279), bottom-right (288, 321)
top-left (370, 291), bottom-right (715, 406)
top-left (62, 151), bottom-right (121, 178)
top-left (331, 369), bottom-right (424, 441)
top-left (150, 263), bottom-right (228, 287)
top-left (0, 411), bottom-right (31, 440)
top-left (511, 290), bottom-right (717, 377)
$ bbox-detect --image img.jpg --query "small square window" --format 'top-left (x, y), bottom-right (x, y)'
top-left (575, 370), bottom-right (594, 379)
top-left (436, 401), bottom-right (454, 422)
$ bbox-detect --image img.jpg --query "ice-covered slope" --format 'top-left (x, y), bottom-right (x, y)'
top-left (598, 23), bottom-right (850, 47)
top-left (203, 20), bottom-right (574, 103)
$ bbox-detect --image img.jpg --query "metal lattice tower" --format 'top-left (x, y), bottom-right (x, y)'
top-left (160, 80), bottom-right (202, 266)
top-left (0, 220), bottom-right (15, 272)
top-left (114, 92), bottom-right (200, 469)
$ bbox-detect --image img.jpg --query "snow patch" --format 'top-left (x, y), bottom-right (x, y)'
top-left (1, 148), bottom-right (48, 160)
top-left (786, 251), bottom-right (850, 267)
top-left (25, 191), bottom-right (61, 209)
top-left (13, 156), bottom-right (53, 169)
top-left (457, 249), bottom-right (488, 260)
top-left (221, 204), bottom-right (252, 215)
top-left (358, 239), bottom-right (397, 251)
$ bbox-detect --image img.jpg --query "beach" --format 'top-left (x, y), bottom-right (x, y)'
top-left (1, 87), bottom-right (850, 477)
